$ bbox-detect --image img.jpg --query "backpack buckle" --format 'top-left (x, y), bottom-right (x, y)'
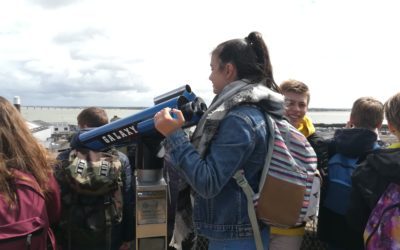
top-left (233, 170), bottom-right (248, 187)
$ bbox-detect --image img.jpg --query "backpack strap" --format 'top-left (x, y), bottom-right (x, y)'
top-left (104, 179), bottom-right (123, 250)
top-left (233, 113), bottom-right (276, 250)
top-left (233, 171), bottom-right (263, 250)
top-left (257, 114), bottom-right (277, 193)
top-left (104, 195), bottom-right (113, 250)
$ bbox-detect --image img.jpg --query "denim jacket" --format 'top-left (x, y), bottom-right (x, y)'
top-left (165, 104), bottom-right (269, 239)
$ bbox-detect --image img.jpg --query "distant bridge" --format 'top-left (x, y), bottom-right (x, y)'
top-left (22, 106), bottom-right (148, 110)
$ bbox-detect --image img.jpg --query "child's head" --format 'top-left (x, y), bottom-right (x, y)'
top-left (209, 31), bottom-right (279, 94)
top-left (384, 92), bottom-right (400, 138)
top-left (280, 79), bottom-right (310, 127)
top-left (349, 97), bottom-right (384, 130)
top-left (77, 107), bottom-right (109, 128)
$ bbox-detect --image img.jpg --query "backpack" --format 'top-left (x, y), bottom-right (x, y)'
top-left (234, 114), bottom-right (320, 250)
top-left (57, 148), bottom-right (123, 250)
top-left (364, 183), bottom-right (400, 250)
top-left (0, 170), bottom-right (56, 250)
top-left (323, 154), bottom-right (359, 215)
top-left (323, 143), bottom-right (379, 215)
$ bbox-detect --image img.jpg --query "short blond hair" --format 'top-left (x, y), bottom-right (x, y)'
top-left (280, 79), bottom-right (310, 104)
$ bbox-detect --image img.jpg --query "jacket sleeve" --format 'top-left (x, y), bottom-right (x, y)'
top-left (118, 152), bottom-right (135, 242)
top-left (346, 160), bottom-right (374, 248)
top-left (54, 150), bottom-right (71, 198)
top-left (165, 109), bottom-right (259, 199)
top-left (307, 132), bottom-right (330, 181)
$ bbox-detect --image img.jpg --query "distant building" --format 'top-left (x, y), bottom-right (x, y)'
top-left (28, 120), bottom-right (77, 151)
top-left (27, 120), bottom-right (53, 148)
top-left (51, 121), bottom-right (72, 134)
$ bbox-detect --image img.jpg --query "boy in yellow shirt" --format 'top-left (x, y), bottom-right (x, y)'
top-left (270, 79), bottom-right (328, 250)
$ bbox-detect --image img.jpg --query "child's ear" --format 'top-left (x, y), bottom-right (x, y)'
top-left (345, 121), bottom-right (354, 128)
top-left (347, 121), bottom-right (355, 128)
top-left (348, 116), bottom-right (355, 128)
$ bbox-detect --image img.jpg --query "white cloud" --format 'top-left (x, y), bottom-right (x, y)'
top-left (28, 0), bottom-right (82, 9)
top-left (1, 0), bottom-right (400, 108)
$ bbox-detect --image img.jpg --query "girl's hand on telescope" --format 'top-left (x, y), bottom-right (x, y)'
top-left (154, 108), bottom-right (185, 136)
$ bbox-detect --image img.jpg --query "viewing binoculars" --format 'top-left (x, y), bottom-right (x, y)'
top-left (78, 85), bottom-right (207, 151)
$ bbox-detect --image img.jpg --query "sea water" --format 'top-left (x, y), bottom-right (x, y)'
top-left (20, 106), bottom-right (351, 125)
top-left (22, 106), bottom-right (397, 144)
top-left (20, 107), bottom-right (143, 125)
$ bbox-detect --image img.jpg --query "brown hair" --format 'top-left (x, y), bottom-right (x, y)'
top-left (280, 79), bottom-right (310, 104)
top-left (77, 107), bottom-right (108, 128)
top-left (384, 92), bottom-right (400, 131)
top-left (0, 96), bottom-right (56, 205)
top-left (350, 97), bottom-right (384, 130)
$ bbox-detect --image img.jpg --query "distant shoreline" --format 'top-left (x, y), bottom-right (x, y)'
top-left (308, 108), bottom-right (350, 112)
top-left (21, 106), bottom-right (350, 112)
top-left (315, 123), bottom-right (390, 129)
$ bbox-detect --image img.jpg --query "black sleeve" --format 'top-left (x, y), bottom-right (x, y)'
top-left (119, 152), bottom-right (135, 242)
top-left (308, 132), bottom-right (330, 181)
top-left (54, 150), bottom-right (71, 196)
top-left (346, 179), bottom-right (370, 249)
top-left (346, 158), bottom-right (378, 249)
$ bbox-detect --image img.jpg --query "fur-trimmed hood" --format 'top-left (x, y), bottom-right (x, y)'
top-left (191, 79), bottom-right (284, 157)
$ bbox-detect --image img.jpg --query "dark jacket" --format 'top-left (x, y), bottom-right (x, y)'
top-left (347, 147), bottom-right (400, 249)
top-left (318, 128), bottom-right (378, 249)
top-left (55, 130), bottom-right (134, 250)
top-left (307, 131), bottom-right (329, 183)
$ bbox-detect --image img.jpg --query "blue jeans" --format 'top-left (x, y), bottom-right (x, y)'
top-left (208, 227), bottom-right (269, 250)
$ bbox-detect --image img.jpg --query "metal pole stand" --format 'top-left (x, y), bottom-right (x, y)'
top-left (135, 141), bottom-right (168, 250)
top-left (135, 176), bottom-right (167, 250)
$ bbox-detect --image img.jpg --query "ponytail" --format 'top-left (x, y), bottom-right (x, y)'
top-left (245, 32), bottom-right (280, 92)
top-left (212, 31), bottom-right (280, 93)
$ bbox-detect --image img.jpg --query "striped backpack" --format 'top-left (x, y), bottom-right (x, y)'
top-left (234, 114), bottom-right (320, 249)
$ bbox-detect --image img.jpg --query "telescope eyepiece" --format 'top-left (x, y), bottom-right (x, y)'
top-left (178, 97), bottom-right (207, 121)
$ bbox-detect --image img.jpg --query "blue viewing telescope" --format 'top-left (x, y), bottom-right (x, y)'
top-left (78, 85), bottom-right (207, 151)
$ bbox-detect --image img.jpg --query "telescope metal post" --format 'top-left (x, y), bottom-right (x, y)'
top-left (135, 142), bottom-right (168, 250)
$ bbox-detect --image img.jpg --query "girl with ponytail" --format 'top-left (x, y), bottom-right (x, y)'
top-left (154, 32), bottom-right (283, 250)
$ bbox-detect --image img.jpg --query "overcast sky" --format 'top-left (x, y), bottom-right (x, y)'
top-left (1, 0), bottom-right (399, 108)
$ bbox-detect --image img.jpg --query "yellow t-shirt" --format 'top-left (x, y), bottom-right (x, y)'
top-left (270, 225), bottom-right (306, 236)
top-left (388, 142), bottom-right (400, 149)
top-left (297, 115), bottom-right (316, 138)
